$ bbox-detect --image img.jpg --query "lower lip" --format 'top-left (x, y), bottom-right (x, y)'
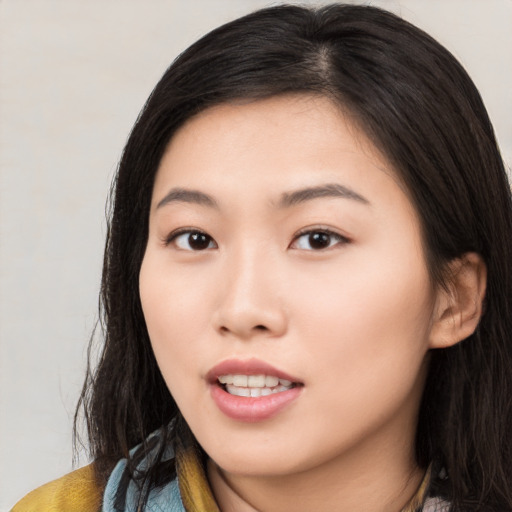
top-left (210, 384), bottom-right (302, 422)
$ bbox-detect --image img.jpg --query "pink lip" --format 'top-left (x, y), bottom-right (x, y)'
top-left (207, 358), bottom-right (303, 423)
top-left (206, 358), bottom-right (301, 383)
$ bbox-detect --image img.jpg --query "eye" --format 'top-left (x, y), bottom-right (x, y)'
top-left (166, 229), bottom-right (217, 251)
top-left (291, 229), bottom-right (349, 251)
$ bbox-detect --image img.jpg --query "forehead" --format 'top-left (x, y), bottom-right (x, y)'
top-left (151, 94), bottom-right (407, 212)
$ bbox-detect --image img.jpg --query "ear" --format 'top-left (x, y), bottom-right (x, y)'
top-left (429, 252), bottom-right (487, 349)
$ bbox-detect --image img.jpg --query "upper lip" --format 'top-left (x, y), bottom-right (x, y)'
top-left (206, 358), bottom-right (302, 385)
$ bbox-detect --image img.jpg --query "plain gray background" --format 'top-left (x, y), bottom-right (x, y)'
top-left (1, 1), bottom-right (511, 509)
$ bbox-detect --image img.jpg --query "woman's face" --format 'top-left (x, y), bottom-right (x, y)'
top-left (139, 95), bottom-right (440, 478)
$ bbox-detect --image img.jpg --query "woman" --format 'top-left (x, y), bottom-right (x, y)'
top-left (12, 3), bottom-right (512, 511)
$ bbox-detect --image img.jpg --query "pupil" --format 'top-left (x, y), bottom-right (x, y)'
top-left (309, 232), bottom-right (330, 249)
top-left (189, 232), bottom-right (210, 250)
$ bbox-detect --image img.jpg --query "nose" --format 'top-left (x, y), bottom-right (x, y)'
top-left (212, 246), bottom-right (288, 340)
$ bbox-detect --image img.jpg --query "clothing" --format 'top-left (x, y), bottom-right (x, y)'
top-left (102, 433), bottom-right (219, 512)
top-left (423, 497), bottom-right (451, 512)
top-left (103, 458), bottom-right (184, 512)
top-left (10, 463), bottom-right (102, 512)
top-left (11, 436), bottom-right (449, 512)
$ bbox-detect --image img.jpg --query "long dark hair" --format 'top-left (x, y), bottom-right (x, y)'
top-left (76, 4), bottom-right (512, 510)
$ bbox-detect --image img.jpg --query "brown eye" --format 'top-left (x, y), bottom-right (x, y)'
top-left (308, 232), bottom-right (330, 249)
top-left (169, 230), bottom-right (216, 251)
top-left (187, 232), bottom-right (212, 250)
top-left (292, 230), bottom-right (349, 251)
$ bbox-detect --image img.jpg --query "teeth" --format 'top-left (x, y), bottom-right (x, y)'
top-left (248, 375), bottom-right (265, 387)
top-left (265, 375), bottom-right (279, 387)
top-left (221, 373), bottom-right (296, 397)
top-left (233, 375), bottom-right (248, 387)
top-left (218, 374), bottom-right (293, 389)
top-left (226, 385), bottom-right (251, 397)
top-left (225, 384), bottom-right (292, 397)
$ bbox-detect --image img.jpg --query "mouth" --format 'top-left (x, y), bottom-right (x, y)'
top-left (207, 359), bottom-right (303, 422)
top-left (217, 373), bottom-right (297, 397)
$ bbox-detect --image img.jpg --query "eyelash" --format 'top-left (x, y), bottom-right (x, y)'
top-left (164, 227), bottom-right (350, 252)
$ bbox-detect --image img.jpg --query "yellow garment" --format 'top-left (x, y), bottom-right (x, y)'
top-left (10, 463), bottom-right (102, 512)
top-left (176, 444), bottom-right (219, 512)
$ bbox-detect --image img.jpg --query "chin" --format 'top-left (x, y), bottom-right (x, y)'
top-left (203, 442), bottom-right (301, 477)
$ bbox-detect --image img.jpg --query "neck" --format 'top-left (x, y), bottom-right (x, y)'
top-left (207, 421), bottom-right (424, 512)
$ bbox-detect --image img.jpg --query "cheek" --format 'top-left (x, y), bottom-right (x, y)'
top-left (283, 256), bottom-right (433, 452)
top-left (289, 246), bottom-right (434, 383)
top-left (139, 254), bottom-right (212, 386)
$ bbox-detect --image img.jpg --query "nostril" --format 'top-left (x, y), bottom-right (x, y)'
top-left (218, 324), bottom-right (270, 336)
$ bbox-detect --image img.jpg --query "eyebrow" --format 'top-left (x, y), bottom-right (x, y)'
top-left (278, 183), bottom-right (369, 208)
top-left (156, 183), bottom-right (369, 211)
top-left (156, 188), bottom-right (219, 210)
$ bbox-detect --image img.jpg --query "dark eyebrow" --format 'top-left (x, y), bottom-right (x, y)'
top-left (156, 187), bottom-right (219, 210)
top-left (278, 183), bottom-right (369, 208)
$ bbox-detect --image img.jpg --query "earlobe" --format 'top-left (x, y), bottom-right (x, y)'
top-left (429, 252), bottom-right (487, 349)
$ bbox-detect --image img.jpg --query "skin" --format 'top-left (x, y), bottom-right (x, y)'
top-left (139, 95), bottom-right (485, 512)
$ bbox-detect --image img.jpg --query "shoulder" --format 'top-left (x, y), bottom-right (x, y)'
top-left (11, 463), bottom-right (102, 512)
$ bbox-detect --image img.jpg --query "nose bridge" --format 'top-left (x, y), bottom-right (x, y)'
top-left (215, 240), bottom-right (286, 338)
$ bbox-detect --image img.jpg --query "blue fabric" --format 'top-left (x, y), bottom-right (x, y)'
top-left (102, 434), bottom-right (185, 512)
top-left (102, 458), bottom-right (184, 512)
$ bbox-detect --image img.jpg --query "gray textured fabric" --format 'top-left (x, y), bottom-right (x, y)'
top-left (423, 496), bottom-right (451, 511)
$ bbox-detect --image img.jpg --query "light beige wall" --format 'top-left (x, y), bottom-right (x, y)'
top-left (1, 0), bottom-right (510, 508)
